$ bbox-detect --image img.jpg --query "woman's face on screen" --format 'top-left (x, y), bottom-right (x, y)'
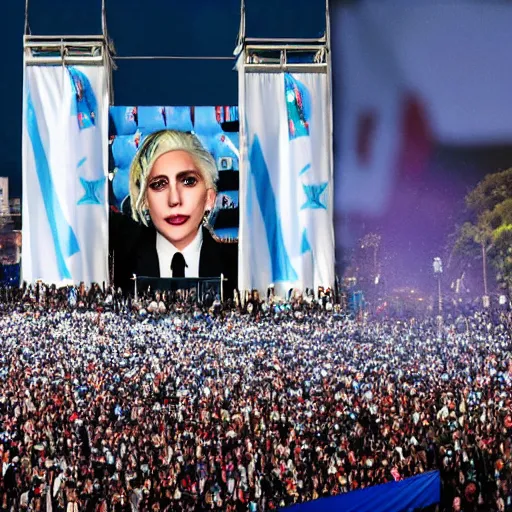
top-left (146, 150), bottom-right (215, 251)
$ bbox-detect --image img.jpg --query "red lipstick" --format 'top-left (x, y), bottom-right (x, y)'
top-left (165, 215), bottom-right (189, 226)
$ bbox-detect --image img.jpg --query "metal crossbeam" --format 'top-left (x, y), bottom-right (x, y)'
top-left (234, 0), bottom-right (330, 74)
top-left (241, 42), bottom-right (327, 73)
top-left (24, 35), bottom-right (107, 66)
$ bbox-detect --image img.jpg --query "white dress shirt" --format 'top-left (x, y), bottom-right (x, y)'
top-left (156, 228), bottom-right (203, 278)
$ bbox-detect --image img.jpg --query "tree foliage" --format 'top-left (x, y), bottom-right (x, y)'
top-left (465, 168), bottom-right (512, 218)
top-left (451, 168), bottom-right (512, 293)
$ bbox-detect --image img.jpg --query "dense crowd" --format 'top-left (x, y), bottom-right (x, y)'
top-left (0, 284), bottom-right (511, 511)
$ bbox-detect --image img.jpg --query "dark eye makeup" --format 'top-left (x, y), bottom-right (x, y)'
top-left (148, 178), bottom-right (168, 191)
top-left (148, 171), bottom-right (202, 191)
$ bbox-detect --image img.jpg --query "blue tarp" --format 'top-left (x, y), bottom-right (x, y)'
top-left (282, 471), bottom-right (440, 512)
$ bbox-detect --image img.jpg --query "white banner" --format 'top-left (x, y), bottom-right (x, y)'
top-left (22, 65), bottom-right (109, 285)
top-left (239, 72), bottom-right (335, 297)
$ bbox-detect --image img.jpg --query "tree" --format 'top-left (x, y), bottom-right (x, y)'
top-left (451, 168), bottom-right (512, 295)
top-left (465, 169), bottom-right (512, 217)
top-left (487, 198), bottom-right (512, 293)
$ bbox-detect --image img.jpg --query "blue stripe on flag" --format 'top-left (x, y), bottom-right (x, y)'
top-left (250, 136), bottom-right (298, 283)
top-left (299, 163), bottom-right (311, 176)
top-left (26, 92), bottom-right (80, 279)
top-left (301, 229), bottom-right (312, 254)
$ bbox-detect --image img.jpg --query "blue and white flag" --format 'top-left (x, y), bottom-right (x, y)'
top-left (22, 65), bottom-right (109, 285)
top-left (238, 72), bottom-right (335, 296)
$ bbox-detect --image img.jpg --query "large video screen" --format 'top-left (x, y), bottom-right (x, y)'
top-left (109, 106), bottom-right (239, 241)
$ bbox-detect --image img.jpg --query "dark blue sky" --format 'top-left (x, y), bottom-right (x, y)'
top-left (2, 0), bottom-right (326, 197)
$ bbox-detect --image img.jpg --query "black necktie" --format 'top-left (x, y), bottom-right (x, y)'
top-left (171, 252), bottom-right (186, 278)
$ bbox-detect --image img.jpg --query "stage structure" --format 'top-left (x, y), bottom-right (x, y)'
top-left (235, 0), bottom-right (335, 298)
top-left (22, 0), bottom-right (113, 286)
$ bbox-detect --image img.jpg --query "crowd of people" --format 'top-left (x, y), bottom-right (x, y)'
top-left (0, 283), bottom-right (511, 511)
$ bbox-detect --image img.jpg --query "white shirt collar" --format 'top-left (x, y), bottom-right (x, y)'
top-left (156, 228), bottom-right (203, 278)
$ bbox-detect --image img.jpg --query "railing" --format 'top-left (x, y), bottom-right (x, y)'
top-left (24, 35), bottom-right (107, 66)
top-left (242, 41), bottom-right (327, 73)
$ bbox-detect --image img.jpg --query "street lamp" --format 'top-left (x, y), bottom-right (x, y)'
top-left (433, 257), bottom-right (443, 316)
top-left (481, 242), bottom-right (490, 308)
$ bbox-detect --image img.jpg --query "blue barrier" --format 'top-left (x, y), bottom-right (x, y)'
top-left (282, 471), bottom-right (440, 512)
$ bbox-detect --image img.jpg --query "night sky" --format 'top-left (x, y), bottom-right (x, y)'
top-left (2, 0), bottom-right (326, 197)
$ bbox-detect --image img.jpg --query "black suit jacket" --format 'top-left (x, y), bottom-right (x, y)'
top-left (109, 211), bottom-right (238, 297)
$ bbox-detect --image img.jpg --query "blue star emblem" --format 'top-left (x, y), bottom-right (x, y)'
top-left (301, 183), bottom-right (328, 210)
top-left (77, 177), bottom-right (105, 205)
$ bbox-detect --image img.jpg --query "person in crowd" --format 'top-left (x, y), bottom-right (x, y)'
top-left (0, 284), bottom-right (511, 511)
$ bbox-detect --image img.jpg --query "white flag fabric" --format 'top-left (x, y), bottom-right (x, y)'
top-left (333, 0), bottom-right (512, 216)
top-left (22, 65), bottom-right (109, 285)
top-left (238, 72), bottom-right (335, 296)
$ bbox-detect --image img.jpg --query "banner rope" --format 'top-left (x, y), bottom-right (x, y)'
top-left (24, 0), bottom-right (30, 35)
top-left (114, 56), bottom-right (234, 61)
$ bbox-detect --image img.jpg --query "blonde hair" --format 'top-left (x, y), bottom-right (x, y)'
top-left (129, 129), bottom-right (218, 225)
